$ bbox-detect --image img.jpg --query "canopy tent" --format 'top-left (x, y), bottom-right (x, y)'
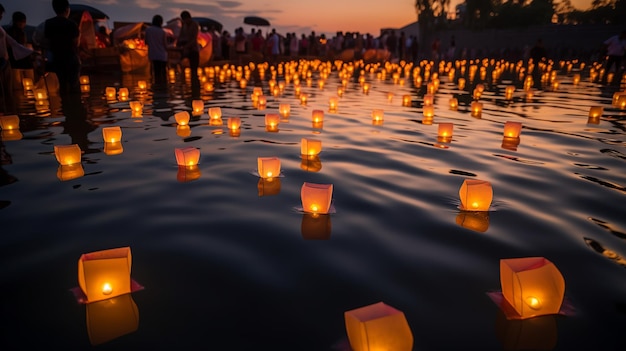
top-left (243, 16), bottom-right (270, 27)
top-left (69, 4), bottom-right (109, 24)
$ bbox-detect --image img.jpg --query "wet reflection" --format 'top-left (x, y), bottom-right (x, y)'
top-left (300, 155), bottom-right (322, 173)
top-left (301, 213), bottom-right (332, 240)
top-left (57, 164), bottom-right (85, 181)
top-left (86, 293), bottom-right (139, 346)
top-left (104, 141), bottom-right (124, 156)
top-left (257, 177), bottom-right (281, 196)
top-left (177, 165), bottom-right (201, 183)
top-left (455, 211), bottom-right (490, 233)
top-left (60, 93), bottom-right (98, 155)
top-left (584, 237), bottom-right (626, 267)
top-left (0, 141), bottom-right (18, 188)
top-left (495, 309), bottom-right (557, 351)
top-left (501, 137), bottom-right (521, 151)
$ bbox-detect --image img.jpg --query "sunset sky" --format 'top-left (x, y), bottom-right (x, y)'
top-left (2, 0), bottom-right (594, 37)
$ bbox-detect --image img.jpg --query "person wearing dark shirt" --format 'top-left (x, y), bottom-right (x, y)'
top-left (6, 11), bottom-right (32, 70)
top-left (44, 0), bottom-right (80, 94)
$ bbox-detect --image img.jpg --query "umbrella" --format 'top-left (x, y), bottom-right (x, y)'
top-left (192, 17), bottom-right (223, 32)
top-left (69, 4), bottom-right (109, 23)
top-left (244, 16), bottom-right (270, 27)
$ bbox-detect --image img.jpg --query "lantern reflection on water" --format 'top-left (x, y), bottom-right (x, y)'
top-left (500, 257), bottom-right (566, 319)
top-left (345, 302), bottom-right (413, 351)
top-left (495, 311), bottom-right (557, 351)
top-left (301, 213), bottom-right (331, 240)
top-left (78, 247), bottom-right (133, 303)
top-left (86, 293), bottom-right (139, 346)
top-left (177, 164), bottom-right (201, 182)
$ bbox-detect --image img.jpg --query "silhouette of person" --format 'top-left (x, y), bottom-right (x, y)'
top-left (44, 0), bottom-right (81, 95)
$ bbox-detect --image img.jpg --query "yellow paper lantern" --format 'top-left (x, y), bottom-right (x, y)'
top-left (204, 82), bottom-right (214, 92)
top-left (459, 178), bottom-right (493, 211)
top-left (175, 147), bottom-right (200, 167)
top-left (458, 77), bottom-right (466, 90)
top-left (105, 87), bottom-right (116, 100)
top-left (78, 247), bottom-right (132, 303)
top-left (80, 75), bottom-right (90, 85)
top-left (337, 86), bottom-right (345, 97)
top-left (329, 97), bottom-right (338, 111)
top-left (301, 213), bottom-right (331, 240)
top-left (301, 182), bottom-right (333, 214)
top-left (449, 97), bottom-right (458, 110)
top-left (345, 302), bottom-right (413, 351)
top-left (500, 257), bottom-right (566, 319)
top-left (192, 100), bottom-right (204, 116)
top-left (86, 293), bottom-right (139, 346)
top-left (265, 113), bottom-right (280, 129)
top-left (257, 177), bottom-right (281, 196)
top-left (54, 144), bottom-right (82, 165)
top-left (34, 88), bottom-right (48, 100)
top-left (137, 80), bottom-right (147, 90)
top-left (279, 103), bottom-right (291, 117)
top-left (0, 115), bottom-right (20, 130)
top-left (503, 121), bottom-right (522, 138)
top-left (437, 122), bottom-right (453, 141)
top-left (81, 84), bottom-right (91, 93)
top-left (301, 138), bottom-right (322, 156)
top-left (228, 117), bottom-right (241, 131)
top-left (300, 93), bottom-right (308, 105)
top-left (471, 101), bottom-right (483, 118)
top-left (572, 73), bottom-right (580, 85)
top-left (174, 111), bottom-right (190, 126)
top-left (177, 164), bottom-right (201, 182)
top-left (208, 107), bottom-right (222, 120)
top-left (104, 141), bottom-right (124, 156)
top-left (371, 109), bottom-right (384, 122)
top-left (588, 106), bottom-right (603, 119)
top-left (423, 93), bottom-right (434, 106)
top-left (118, 88), bottom-right (129, 100)
top-left (129, 101), bottom-right (143, 116)
top-left (423, 105), bottom-right (435, 118)
top-left (257, 156), bottom-right (281, 179)
top-left (102, 126), bottom-right (122, 143)
top-left (22, 77), bottom-right (34, 91)
top-left (312, 110), bottom-right (324, 123)
top-left (57, 163), bottom-right (85, 181)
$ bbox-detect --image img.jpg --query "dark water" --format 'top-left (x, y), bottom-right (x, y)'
top-left (1, 60), bottom-right (625, 350)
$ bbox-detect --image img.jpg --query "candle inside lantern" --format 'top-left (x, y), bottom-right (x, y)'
top-left (102, 126), bottom-right (122, 143)
top-left (129, 101), bottom-right (143, 116)
top-left (372, 109), bottom-right (384, 122)
top-left (459, 178), bottom-right (493, 211)
top-left (257, 95), bottom-right (267, 107)
top-left (257, 156), bottom-right (281, 179)
top-left (22, 77), bottom-right (34, 91)
top-left (118, 88), bottom-right (129, 100)
top-left (438, 122), bottom-right (453, 140)
top-left (329, 97), bottom-right (338, 111)
top-left (503, 121), bottom-right (522, 138)
top-left (105, 87), bottom-right (116, 100)
top-left (80, 75), bottom-right (90, 85)
top-left (345, 302), bottom-right (414, 351)
top-left (137, 80), bottom-right (147, 90)
top-left (301, 182), bottom-right (333, 214)
top-left (423, 105), bottom-right (435, 118)
top-left (279, 103), bottom-right (291, 117)
top-left (312, 110), bottom-right (324, 123)
top-left (77, 246), bottom-right (133, 303)
top-left (423, 93), bottom-right (434, 106)
top-left (301, 138), bottom-right (322, 156)
top-left (208, 107), bottom-right (222, 120)
top-left (300, 94), bottom-right (308, 105)
top-left (227, 117), bottom-right (241, 130)
top-left (449, 97), bottom-right (458, 110)
top-left (35, 88), bottom-right (48, 100)
top-left (0, 115), bottom-right (20, 130)
top-left (54, 144), bottom-right (82, 165)
top-left (402, 94), bottom-right (411, 106)
top-left (174, 147), bottom-right (200, 167)
top-left (192, 100), bottom-right (204, 115)
top-left (471, 101), bottom-right (483, 117)
top-left (458, 77), bottom-right (466, 90)
top-left (265, 113), bottom-right (280, 129)
top-left (174, 111), bottom-right (190, 126)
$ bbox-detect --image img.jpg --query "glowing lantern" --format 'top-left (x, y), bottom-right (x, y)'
top-left (458, 78), bottom-right (466, 90)
top-left (105, 87), bottom-right (116, 100)
top-left (503, 121), bottom-right (522, 138)
top-left (300, 93), bottom-right (308, 105)
top-left (81, 84), bottom-right (91, 93)
top-left (312, 110), bottom-right (324, 123)
top-left (0, 115), bottom-right (20, 130)
top-left (257, 95), bottom-right (267, 107)
top-left (337, 86), bottom-right (345, 97)
top-left (423, 105), bottom-right (434, 118)
top-left (257, 177), bottom-right (281, 196)
top-left (22, 77), bottom-right (34, 91)
top-left (611, 91), bottom-right (625, 106)
top-left (386, 92), bottom-right (394, 102)
top-left (137, 80), bottom-right (147, 90)
top-left (192, 100), bottom-right (204, 116)
top-left (86, 293), bottom-right (139, 346)
top-left (301, 213), bottom-right (331, 240)
top-left (371, 109), bottom-right (384, 123)
top-left (401, 95), bottom-right (411, 106)
top-left (345, 302), bottom-right (413, 351)
top-left (80, 75), bottom-right (90, 85)
top-left (301, 182), bottom-right (333, 214)
top-left (208, 107), bottom-right (222, 120)
top-left (129, 101), bottom-right (143, 116)
top-left (616, 95), bottom-right (626, 109)
top-left (118, 88), bottom-right (129, 100)
top-left (471, 101), bottom-right (483, 118)
top-left (34, 88), bottom-right (48, 100)
top-left (588, 106), bottom-right (603, 119)
top-left (54, 144), bottom-right (82, 165)
top-left (329, 97), bottom-right (338, 111)
top-left (174, 146), bottom-right (200, 166)
top-left (500, 257), bottom-right (565, 319)
top-left (57, 164), bottom-right (84, 181)
top-left (362, 82), bottom-right (370, 94)
top-left (572, 74), bottom-right (580, 85)
top-left (301, 138), bottom-right (322, 156)
top-left (279, 103), bottom-right (291, 117)
top-left (265, 113), bottom-right (280, 131)
top-left (437, 122), bottom-right (453, 142)
top-left (204, 82), bottom-right (214, 91)
top-left (423, 93), bottom-right (434, 106)
top-left (227, 117), bottom-right (241, 131)
top-left (101, 126), bottom-right (122, 143)
top-left (174, 111), bottom-right (190, 126)
top-left (239, 79), bottom-right (248, 89)
top-left (459, 178), bottom-right (493, 211)
top-left (78, 247), bottom-right (132, 303)
top-left (257, 157), bottom-right (281, 179)
top-left (449, 97), bottom-right (458, 110)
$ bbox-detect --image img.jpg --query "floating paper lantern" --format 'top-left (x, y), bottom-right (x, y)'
top-left (362, 82), bottom-right (370, 94)
top-left (301, 213), bottom-right (331, 240)
top-left (175, 147), bottom-right (200, 167)
top-left (423, 93), bottom-right (434, 106)
top-left (372, 109), bottom-right (384, 122)
top-left (402, 94), bottom-right (411, 106)
top-left (616, 95), bottom-right (626, 109)
top-left (129, 101), bottom-right (143, 116)
top-left (22, 77), bottom-right (34, 91)
top-left (458, 78), bottom-right (466, 90)
top-left (500, 257), bottom-right (565, 319)
top-left (118, 88), bottom-right (129, 100)
top-left (257, 177), bottom-right (281, 196)
top-left (386, 92), bottom-right (394, 102)
top-left (204, 82), bottom-right (214, 92)
top-left (588, 106), bottom-right (603, 119)
top-left (174, 111), bottom-right (190, 126)
top-left (0, 115), bottom-right (20, 130)
top-left (449, 97), bottom-right (458, 110)
top-left (102, 126), bottom-right (122, 143)
top-left (208, 107), bottom-right (222, 120)
top-left (34, 88), bottom-right (48, 100)
top-left (177, 164), bottom-right (201, 182)
top-left (279, 103), bottom-right (291, 117)
top-left (257, 95), bottom-right (267, 108)
top-left (137, 80), bottom-right (147, 90)
top-left (78, 247), bottom-right (132, 303)
top-left (329, 97), bottom-right (338, 111)
top-left (337, 86), bottom-right (345, 97)
top-left (257, 157), bottom-right (281, 179)
top-left (54, 144), bottom-right (82, 165)
top-left (423, 105), bottom-right (435, 118)
top-left (239, 79), bottom-right (248, 89)
top-left (301, 138), bottom-right (322, 156)
top-left (86, 293), bottom-right (139, 346)
top-left (57, 164), bottom-right (84, 181)
top-left (301, 182), bottom-right (333, 214)
top-left (345, 302), bottom-right (413, 351)
top-left (503, 121), bottom-right (522, 138)
top-left (80, 75), bottom-right (90, 85)
top-left (253, 87), bottom-right (263, 96)
top-left (192, 100), bottom-right (204, 116)
top-left (81, 84), bottom-right (91, 93)
top-left (572, 74), bottom-right (580, 85)
top-left (611, 91), bottom-right (625, 106)
top-left (470, 101), bottom-right (483, 117)
top-left (312, 110), bottom-right (324, 123)
top-left (227, 117), bottom-right (241, 131)
top-left (105, 87), bottom-right (116, 100)
top-left (437, 122), bottom-right (453, 141)
top-left (265, 113), bottom-right (280, 131)
top-left (300, 93), bottom-right (308, 105)
top-left (459, 178), bottom-right (493, 211)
